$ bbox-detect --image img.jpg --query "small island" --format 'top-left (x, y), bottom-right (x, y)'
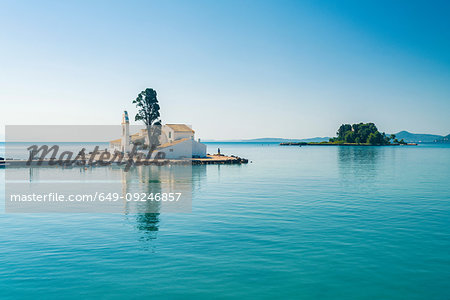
top-left (281, 123), bottom-right (418, 146)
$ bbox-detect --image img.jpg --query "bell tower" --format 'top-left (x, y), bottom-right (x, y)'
top-left (121, 111), bottom-right (131, 153)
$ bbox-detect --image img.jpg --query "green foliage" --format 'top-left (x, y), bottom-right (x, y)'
top-left (133, 88), bottom-right (161, 126)
top-left (133, 88), bottom-right (162, 149)
top-left (332, 122), bottom-right (393, 145)
top-left (367, 131), bottom-right (385, 145)
top-left (344, 131), bottom-right (356, 143)
top-left (337, 124), bottom-right (352, 140)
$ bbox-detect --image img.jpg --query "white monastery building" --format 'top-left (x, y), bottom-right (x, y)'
top-left (110, 111), bottom-right (207, 159)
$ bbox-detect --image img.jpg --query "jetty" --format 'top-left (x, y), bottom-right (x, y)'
top-left (192, 154), bottom-right (248, 165)
top-left (1, 154), bottom-right (248, 168)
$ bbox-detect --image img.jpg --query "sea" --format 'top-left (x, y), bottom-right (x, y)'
top-left (0, 142), bottom-right (449, 299)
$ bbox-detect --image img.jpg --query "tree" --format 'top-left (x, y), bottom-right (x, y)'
top-left (368, 131), bottom-right (384, 145)
top-left (368, 132), bottom-right (378, 145)
top-left (383, 132), bottom-right (391, 144)
top-left (355, 122), bottom-right (378, 143)
top-left (344, 131), bottom-right (356, 143)
top-left (337, 124), bottom-right (352, 140)
top-left (133, 88), bottom-right (162, 151)
top-left (334, 122), bottom-right (388, 144)
top-left (332, 122), bottom-right (394, 145)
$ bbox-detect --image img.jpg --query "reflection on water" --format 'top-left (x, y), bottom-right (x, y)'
top-left (120, 165), bottom-right (207, 241)
top-left (134, 213), bottom-right (160, 242)
top-left (121, 167), bottom-right (162, 215)
top-left (192, 165), bottom-right (207, 192)
top-left (8, 163), bottom-right (207, 241)
top-left (1, 144), bottom-right (450, 298)
top-left (337, 146), bottom-right (381, 181)
top-left (122, 167), bottom-right (162, 241)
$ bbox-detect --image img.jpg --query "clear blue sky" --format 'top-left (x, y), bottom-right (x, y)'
top-left (1, 0), bottom-right (449, 139)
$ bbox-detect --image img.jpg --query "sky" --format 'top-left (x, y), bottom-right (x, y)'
top-left (1, 0), bottom-right (449, 140)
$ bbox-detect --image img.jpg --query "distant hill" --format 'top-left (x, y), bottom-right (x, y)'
top-left (393, 131), bottom-right (444, 143)
top-left (243, 137), bottom-right (331, 143)
top-left (203, 137), bottom-right (331, 143)
top-left (435, 134), bottom-right (450, 143)
top-left (204, 132), bottom-right (449, 144)
top-left (241, 138), bottom-right (294, 143)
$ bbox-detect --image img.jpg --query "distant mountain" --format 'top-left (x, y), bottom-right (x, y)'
top-left (241, 138), bottom-right (294, 143)
top-left (393, 131), bottom-right (444, 143)
top-left (242, 137), bottom-right (331, 143)
top-left (203, 137), bottom-right (331, 143)
top-left (435, 134), bottom-right (450, 143)
top-left (204, 132), bottom-right (449, 144)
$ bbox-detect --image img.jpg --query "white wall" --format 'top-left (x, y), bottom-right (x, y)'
top-left (155, 140), bottom-right (192, 159)
top-left (150, 139), bottom-right (207, 159)
top-left (192, 140), bottom-right (207, 158)
top-left (161, 126), bottom-right (174, 143)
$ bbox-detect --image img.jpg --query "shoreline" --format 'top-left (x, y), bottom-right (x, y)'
top-left (280, 142), bottom-right (418, 146)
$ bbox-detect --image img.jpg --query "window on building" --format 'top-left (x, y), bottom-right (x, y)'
top-left (169, 132), bottom-right (172, 138)
top-left (169, 149), bottom-right (174, 152)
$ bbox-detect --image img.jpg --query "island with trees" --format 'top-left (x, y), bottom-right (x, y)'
top-left (281, 123), bottom-right (414, 146)
top-left (326, 122), bottom-right (407, 145)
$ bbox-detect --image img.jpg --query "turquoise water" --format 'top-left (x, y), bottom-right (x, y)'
top-left (1, 143), bottom-right (449, 299)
